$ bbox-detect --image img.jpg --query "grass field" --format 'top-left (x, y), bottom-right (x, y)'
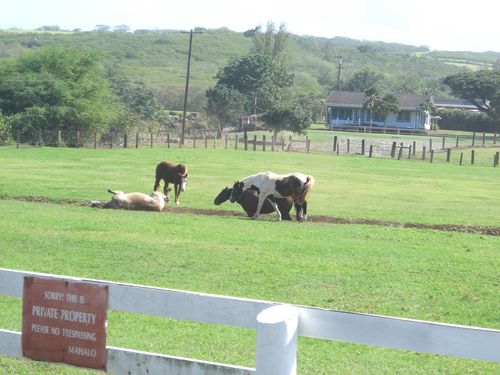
top-left (0, 146), bottom-right (499, 374)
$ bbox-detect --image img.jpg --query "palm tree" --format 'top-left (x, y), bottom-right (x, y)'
top-left (363, 87), bottom-right (380, 128)
top-left (376, 94), bottom-right (400, 130)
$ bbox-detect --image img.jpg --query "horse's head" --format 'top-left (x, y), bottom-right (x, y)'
top-left (214, 187), bottom-right (232, 205)
top-left (178, 173), bottom-right (188, 192)
top-left (151, 191), bottom-right (168, 202)
top-left (229, 181), bottom-right (244, 203)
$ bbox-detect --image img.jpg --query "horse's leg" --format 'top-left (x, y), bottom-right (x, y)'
top-left (163, 181), bottom-right (170, 201)
top-left (252, 194), bottom-right (267, 220)
top-left (174, 184), bottom-right (180, 205)
top-left (302, 200), bottom-right (308, 221)
top-left (266, 197), bottom-right (282, 221)
top-left (294, 201), bottom-right (303, 221)
top-left (153, 177), bottom-right (161, 192)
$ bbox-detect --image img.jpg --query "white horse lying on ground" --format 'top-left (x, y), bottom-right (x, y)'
top-left (91, 189), bottom-right (167, 212)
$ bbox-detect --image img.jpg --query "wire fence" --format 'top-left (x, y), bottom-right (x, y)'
top-left (1, 129), bottom-right (499, 167)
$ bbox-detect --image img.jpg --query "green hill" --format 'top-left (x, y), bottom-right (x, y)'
top-left (1, 28), bottom-right (498, 112)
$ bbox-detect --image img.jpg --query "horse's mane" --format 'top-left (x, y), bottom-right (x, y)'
top-left (176, 163), bottom-right (188, 177)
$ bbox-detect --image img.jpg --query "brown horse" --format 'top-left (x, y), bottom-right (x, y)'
top-left (153, 161), bottom-right (188, 205)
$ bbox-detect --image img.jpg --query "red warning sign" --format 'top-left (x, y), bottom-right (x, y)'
top-left (22, 276), bottom-right (108, 370)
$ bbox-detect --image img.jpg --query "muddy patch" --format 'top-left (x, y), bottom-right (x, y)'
top-left (2, 195), bottom-right (499, 236)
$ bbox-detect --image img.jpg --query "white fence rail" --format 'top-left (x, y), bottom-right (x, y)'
top-left (1, 268), bottom-right (499, 374)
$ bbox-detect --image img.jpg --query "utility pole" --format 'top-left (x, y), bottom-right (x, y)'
top-left (181, 29), bottom-right (202, 145)
top-left (336, 56), bottom-right (342, 91)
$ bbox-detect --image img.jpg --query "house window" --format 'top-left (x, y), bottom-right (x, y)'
top-left (372, 111), bottom-right (385, 122)
top-left (397, 110), bottom-right (411, 122)
top-left (331, 107), bottom-right (352, 120)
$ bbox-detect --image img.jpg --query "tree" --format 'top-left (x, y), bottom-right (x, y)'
top-left (344, 68), bottom-right (384, 92)
top-left (214, 53), bottom-right (293, 114)
top-left (252, 22), bottom-right (289, 64)
top-left (0, 46), bottom-right (119, 137)
top-left (261, 103), bottom-right (312, 138)
top-left (363, 87), bottom-right (380, 127)
top-left (205, 84), bottom-right (246, 128)
top-left (376, 93), bottom-right (400, 129)
top-left (443, 70), bottom-right (500, 129)
top-left (363, 89), bottom-right (400, 128)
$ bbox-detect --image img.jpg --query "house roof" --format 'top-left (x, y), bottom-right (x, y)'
top-left (433, 97), bottom-right (477, 110)
top-left (324, 91), bottom-right (431, 110)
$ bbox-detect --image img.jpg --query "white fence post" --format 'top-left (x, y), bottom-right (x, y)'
top-left (256, 305), bottom-right (298, 375)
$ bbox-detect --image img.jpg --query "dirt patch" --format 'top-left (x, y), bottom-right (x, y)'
top-left (2, 195), bottom-right (499, 236)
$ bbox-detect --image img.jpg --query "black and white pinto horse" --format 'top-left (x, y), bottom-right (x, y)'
top-left (214, 186), bottom-right (293, 220)
top-left (229, 172), bottom-right (315, 221)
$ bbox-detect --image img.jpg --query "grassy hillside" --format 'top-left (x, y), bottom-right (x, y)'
top-left (0, 28), bottom-right (498, 111)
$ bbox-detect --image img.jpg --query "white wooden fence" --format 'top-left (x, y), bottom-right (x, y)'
top-left (1, 268), bottom-right (499, 374)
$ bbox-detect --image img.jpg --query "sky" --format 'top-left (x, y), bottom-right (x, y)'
top-left (1, 0), bottom-right (499, 53)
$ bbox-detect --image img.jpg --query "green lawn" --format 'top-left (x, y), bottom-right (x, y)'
top-left (0, 146), bottom-right (499, 374)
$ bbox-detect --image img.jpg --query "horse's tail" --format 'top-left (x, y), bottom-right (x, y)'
top-left (296, 175), bottom-right (315, 203)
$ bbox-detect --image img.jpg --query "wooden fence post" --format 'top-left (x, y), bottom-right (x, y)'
top-left (235, 134), bottom-right (239, 150)
top-left (136, 133), bottom-right (139, 148)
top-left (472, 132), bottom-right (476, 146)
top-left (494, 152), bottom-right (499, 167)
top-left (271, 135), bottom-right (275, 152)
top-left (94, 133), bottom-right (97, 149)
top-left (390, 142), bottom-right (396, 158)
top-left (429, 138), bottom-right (432, 152)
top-left (494, 133), bottom-right (497, 145)
top-left (430, 150), bottom-right (434, 163)
top-left (256, 305), bottom-right (298, 375)
top-left (446, 148), bottom-right (451, 162)
top-left (347, 139), bottom-right (350, 153)
top-left (422, 146), bottom-right (426, 160)
top-left (369, 145), bottom-right (373, 158)
top-left (333, 136), bottom-right (337, 152)
top-left (205, 135), bottom-right (208, 149)
top-left (442, 136), bottom-right (445, 149)
top-left (224, 134), bottom-right (228, 149)
top-left (459, 152), bottom-right (463, 165)
top-left (57, 130), bottom-right (61, 147)
top-left (361, 139), bottom-right (365, 155)
top-left (150, 133), bottom-right (153, 148)
top-left (397, 144), bottom-right (403, 160)
top-left (123, 133), bottom-right (128, 148)
top-left (193, 135), bottom-right (196, 148)
top-left (167, 133), bottom-right (170, 148)
top-left (456, 135), bottom-right (459, 148)
top-left (471, 150), bottom-right (475, 165)
top-left (263, 135), bottom-right (266, 152)
top-left (76, 130), bottom-right (79, 148)
top-left (253, 135), bottom-right (257, 151)
top-left (408, 145), bottom-right (412, 159)
top-left (482, 132), bottom-right (486, 145)
top-left (412, 141), bottom-right (416, 155)
top-left (306, 139), bottom-right (310, 153)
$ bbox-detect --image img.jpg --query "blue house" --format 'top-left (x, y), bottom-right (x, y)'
top-left (324, 91), bottom-right (432, 131)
